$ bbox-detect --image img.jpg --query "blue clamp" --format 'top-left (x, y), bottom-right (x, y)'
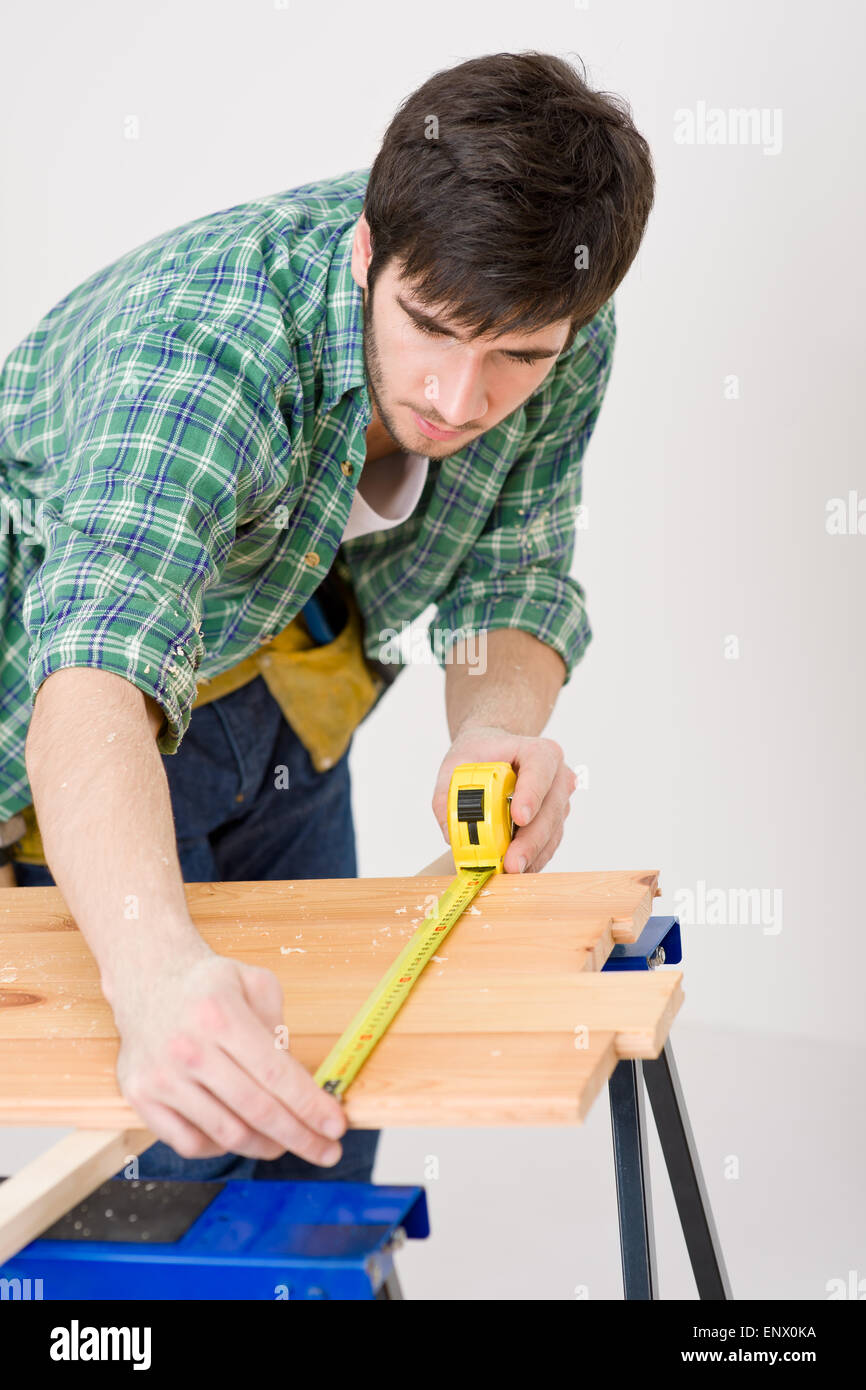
top-left (602, 915), bottom-right (682, 972)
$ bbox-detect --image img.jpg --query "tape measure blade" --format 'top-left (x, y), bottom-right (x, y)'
top-left (314, 867), bottom-right (494, 1095)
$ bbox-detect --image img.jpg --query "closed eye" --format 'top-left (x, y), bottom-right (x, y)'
top-left (412, 317), bottom-right (541, 366)
top-left (505, 351), bottom-right (543, 366)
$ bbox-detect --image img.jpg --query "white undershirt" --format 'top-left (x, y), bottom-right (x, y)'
top-left (341, 449), bottom-right (429, 542)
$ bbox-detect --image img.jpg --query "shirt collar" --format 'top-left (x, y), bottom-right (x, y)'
top-left (320, 219), bottom-right (371, 422)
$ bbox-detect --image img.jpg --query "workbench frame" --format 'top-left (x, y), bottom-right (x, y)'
top-left (608, 1038), bottom-right (732, 1299)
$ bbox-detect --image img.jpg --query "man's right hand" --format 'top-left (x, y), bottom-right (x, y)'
top-left (25, 668), bottom-right (346, 1165)
top-left (110, 942), bottom-right (347, 1165)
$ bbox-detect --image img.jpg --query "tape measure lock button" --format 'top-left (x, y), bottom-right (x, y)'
top-left (456, 786), bottom-right (485, 844)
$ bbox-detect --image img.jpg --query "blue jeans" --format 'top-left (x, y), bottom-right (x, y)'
top-left (15, 675), bottom-right (379, 1184)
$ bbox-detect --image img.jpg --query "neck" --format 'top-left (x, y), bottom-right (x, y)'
top-left (365, 407), bottom-right (402, 463)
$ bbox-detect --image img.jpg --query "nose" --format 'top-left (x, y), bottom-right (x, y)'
top-left (434, 353), bottom-right (488, 429)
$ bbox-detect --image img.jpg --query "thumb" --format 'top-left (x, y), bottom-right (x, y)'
top-left (238, 962), bottom-right (285, 1032)
top-left (431, 758), bottom-right (458, 836)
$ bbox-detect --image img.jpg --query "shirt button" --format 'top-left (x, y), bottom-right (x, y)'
top-left (304, 551), bottom-right (320, 567)
top-left (341, 460), bottom-right (354, 476)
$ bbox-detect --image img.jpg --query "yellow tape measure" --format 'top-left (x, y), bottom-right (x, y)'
top-left (314, 761), bottom-right (516, 1096)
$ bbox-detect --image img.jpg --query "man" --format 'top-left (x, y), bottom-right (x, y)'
top-left (0, 52), bottom-right (654, 1182)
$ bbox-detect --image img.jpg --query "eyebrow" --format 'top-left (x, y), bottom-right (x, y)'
top-left (396, 294), bottom-right (562, 359)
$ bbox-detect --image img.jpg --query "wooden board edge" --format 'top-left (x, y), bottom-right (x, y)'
top-left (0, 1127), bottom-right (153, 1266)
top-left (614, 972), bottom-right (685, 1059)
top-left (610, 872), bottom-right (662, 945)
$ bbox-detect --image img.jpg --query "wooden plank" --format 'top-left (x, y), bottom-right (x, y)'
top-left (0, 956), bottom-right (682, 1040)
top-left (0, 869), bottom-right (659, 955)
top-left (0, 870), bottom-right (660, 941)
top-left (0, 972), bottom-right (683, 1127)
top-left (0, 866), bottom-right (673, 1265)
top-left (0, 870), bottom-right (673, 1129)
top-left (0, 1128), bottom-right (153, 1267)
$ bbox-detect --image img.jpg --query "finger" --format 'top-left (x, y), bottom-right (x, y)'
top-left (162, 1079), bottom-right (285, 1161)
top-left (130, 1096), bottom-right (226, 1162)
top-left (211, 995), bottom-right (347, 1142)
top-left (526, 823), bottom-right (565, 874)
top-left (181, 1044), bottom-right (346, 1166)
top-left (239, 963), bottom-right (285, 1032)
top-left (169, 1078), bottom-right (343, 1165)
top-left (506, 814), bottom-right (566, 875)
top-left (504, 822), bottom-right (552, 874)
top-left (509, 739), bottom-right (567, 830)
top-left (431, 760), bottom-right (455, 835)
top-left (504, 764), bottom-right (573, 872)
top-left (431, 746), bottom-right (475, 826)
top-left (505, 797), bottom-right (566, 872)
top-left (431, 753), bottom-right (472, 836)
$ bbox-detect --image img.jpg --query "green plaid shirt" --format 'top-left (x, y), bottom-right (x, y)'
top-left (0, 167), bottom-right (615, 820)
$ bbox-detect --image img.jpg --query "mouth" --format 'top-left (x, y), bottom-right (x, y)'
top-left (410, 408), bottom-right (465, 442)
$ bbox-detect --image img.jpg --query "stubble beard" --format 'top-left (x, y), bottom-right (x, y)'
top-left (361, 284), bottom-right (469, 460)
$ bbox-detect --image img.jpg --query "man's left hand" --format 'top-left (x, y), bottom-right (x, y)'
top-left (431, 725), bottom-right (577, 874)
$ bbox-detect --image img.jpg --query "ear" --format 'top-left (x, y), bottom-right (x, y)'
top-left (350, 213), bottom-right (374, 289)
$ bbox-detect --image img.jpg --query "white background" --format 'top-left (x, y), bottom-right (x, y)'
top-left (2, 0), bottom-right (864, 1300)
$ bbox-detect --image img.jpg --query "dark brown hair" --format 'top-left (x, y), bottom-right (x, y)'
top-left (364, 51), bottom-right (655, 353)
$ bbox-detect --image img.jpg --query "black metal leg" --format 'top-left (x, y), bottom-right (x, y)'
top-left (642, 1039), bottom-right (732, 1300)
top-left (608, 1057), bottom-right (658, 1299)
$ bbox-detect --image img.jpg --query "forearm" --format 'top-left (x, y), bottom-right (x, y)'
top-left (445, 627), bottom-right (567, 741)
top-left (25, 667), bottom-right (205, 1002)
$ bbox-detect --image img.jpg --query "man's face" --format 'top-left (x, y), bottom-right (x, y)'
top-left (353, 230), bottom-right (573, 459)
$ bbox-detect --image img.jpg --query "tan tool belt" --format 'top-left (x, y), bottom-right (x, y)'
top-left (11, 575), bottom-right (387, 866)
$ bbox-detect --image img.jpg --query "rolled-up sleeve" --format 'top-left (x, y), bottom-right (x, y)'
top-left (430, 299), bottom-right (616, 684)
top-left (24, 321), bottom-right (274, 751)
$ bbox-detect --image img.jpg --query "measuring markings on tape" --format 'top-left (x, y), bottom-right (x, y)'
top-left (314, 761), bottom-right (516, 1098)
